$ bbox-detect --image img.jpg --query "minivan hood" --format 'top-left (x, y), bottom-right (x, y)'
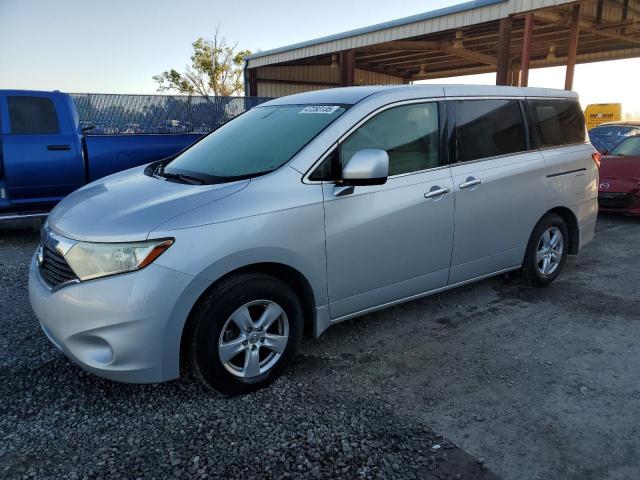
top-left (48, 165), bottom-right (249, 242)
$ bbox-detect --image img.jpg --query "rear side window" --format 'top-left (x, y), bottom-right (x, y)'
top-left (8, 96), bottom-right (60, 135)
top-left (453, 100), bottom-right (526, 162)
top-left (530, 99), bottom-right (585, 148)
top-left (340, 102), bottom-right (440, 176)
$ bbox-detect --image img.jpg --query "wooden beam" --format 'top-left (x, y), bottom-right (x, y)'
top-left (412, 64), bottom-right (495, 80)
top-left (520, 13), bottom-right (533, 86)
top-left (440, 46), bottom-right (497, 65)
top-left (340, 50), bottom-right (355, 87)
top-left (357, 50), bottom-right (414, 61)
top-left (534, 10), bottom-right (640, 45)
top-left (355, 62), bottom-right (404, 78)
top-left (594, 19), bottom-right (636, 30)
top-left (414, 46), bottom-right (640, 81)
top-left (366, 50), bottom-right (448, 65)
top-left (603, 0), bottom-right (640, 17)
top-left (357, 40), bottom-right (442, 51)
top-left (496, 17), bottom-right (512, 85)
top-left (257, 78), bottom-right (339, 87)
top-left (565, 4), bottom-right (581, 90)
top-left (359, 39), bottom-right (496, 66)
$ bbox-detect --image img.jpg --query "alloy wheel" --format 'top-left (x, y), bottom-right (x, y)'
top-left (536, 226), bottom-right (564, 275)
top-left (218, 300), bottom-right (289, 378)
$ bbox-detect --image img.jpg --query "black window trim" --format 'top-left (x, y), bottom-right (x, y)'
top-left (304, 95), bottom-right (588, 182)
top-left (449, 96), bottom-right (531, 165)
top-left (521, 99), bottom-right (539, 150)
top-left (7, 95), bottom-right (61, 135)
top-left (303, 98), bottom-right (448, 184)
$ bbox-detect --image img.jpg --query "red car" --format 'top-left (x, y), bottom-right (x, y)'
top-left (598, 135), bottom-right (640, 215)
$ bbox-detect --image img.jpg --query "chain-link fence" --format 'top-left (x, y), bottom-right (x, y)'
top-left (71, 93), bottom-right (272, 135)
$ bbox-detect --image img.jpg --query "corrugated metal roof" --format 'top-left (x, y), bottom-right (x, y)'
top-left (246, 0), bottom-right (507, 62)
top-left (245, 0), bottom-right (582, 68)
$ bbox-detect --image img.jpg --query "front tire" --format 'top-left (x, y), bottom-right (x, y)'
top-left (520, 213), bottom-right (569, 287)
top-left (186, 273), bottom-right (303, 396)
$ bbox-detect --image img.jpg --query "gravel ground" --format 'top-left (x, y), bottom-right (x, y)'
top-left (1, 214), bottom-right (639, 479)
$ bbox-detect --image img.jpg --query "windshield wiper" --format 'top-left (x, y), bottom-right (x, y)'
top-left (154, 165), bottom-right (205, 185)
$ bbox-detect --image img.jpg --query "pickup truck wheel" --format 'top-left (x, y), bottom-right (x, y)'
top-left (186, 273), bottom-right (303, 396)
top-left (520, 213), bottom-right (569, 287)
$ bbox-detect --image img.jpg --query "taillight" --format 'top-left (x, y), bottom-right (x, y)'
top-left (592, 152), bottom-right (602, 168)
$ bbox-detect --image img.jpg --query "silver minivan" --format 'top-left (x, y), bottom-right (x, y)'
top-left (29, 85), bottom-right (599, 395)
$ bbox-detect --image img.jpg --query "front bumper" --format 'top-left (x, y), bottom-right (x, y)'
top-left (598, 191), bottom-right (640, 215)
top-left (28, 255), bottom-right (198, 383)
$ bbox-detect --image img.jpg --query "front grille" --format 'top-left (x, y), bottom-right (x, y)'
top-left (599, 192), bottom-right (635, 210)
top-left (40, 245), bottom-right (78, 287)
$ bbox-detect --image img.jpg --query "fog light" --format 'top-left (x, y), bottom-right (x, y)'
top-left (68, 335), bottom-right (114, 366)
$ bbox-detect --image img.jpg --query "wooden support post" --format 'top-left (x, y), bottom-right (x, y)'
top-left (520, 13), bottom-right (533, 87)
top-left (565, 4), bottom-right (581, 91)
top-left (340, 50), bottom-right (355, 87)
top-left (496, 17), bottom-right (512, 86)
top-left (248, 68), bottom-right (258, 97)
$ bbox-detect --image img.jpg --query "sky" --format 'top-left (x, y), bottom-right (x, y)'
top-left (1, 0), bottom-right (639, 114)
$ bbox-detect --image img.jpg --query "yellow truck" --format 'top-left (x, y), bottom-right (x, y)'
top-left (585, 103), bottom-right (622, 130)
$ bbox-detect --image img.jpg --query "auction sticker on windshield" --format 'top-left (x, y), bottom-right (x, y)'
top-left (300, 106), bottom-right (341, 114)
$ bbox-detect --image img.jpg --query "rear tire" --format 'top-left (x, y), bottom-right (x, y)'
top-left (520, 213), bottom-right (569, 287)
top-left (186, 273), bottom-right (303, 396)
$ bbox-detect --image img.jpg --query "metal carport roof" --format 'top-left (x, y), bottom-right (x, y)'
top-left (244, 0), bottom-right (640, 97)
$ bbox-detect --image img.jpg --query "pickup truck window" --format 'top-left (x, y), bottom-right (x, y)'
top-left (164, 104), bottom-right (346, 183)
top-left (8, 96), bottom-right (60, 135)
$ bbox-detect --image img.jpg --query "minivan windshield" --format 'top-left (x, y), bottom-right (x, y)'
top-left (610, 135), bottom-right (640, 157)
top-left (163, 104), bottom-right (347, 183)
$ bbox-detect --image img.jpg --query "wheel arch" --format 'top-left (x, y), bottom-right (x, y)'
top-left (179, 262), bottom-right (318, 365)
top-left (546, 206), bottom-right (580, 254)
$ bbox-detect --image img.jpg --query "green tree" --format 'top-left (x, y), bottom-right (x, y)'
top-left (153, 27), bottom-right (251, 97)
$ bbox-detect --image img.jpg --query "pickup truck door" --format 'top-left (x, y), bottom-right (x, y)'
top-left (1, 92), bottom-right (84, 204)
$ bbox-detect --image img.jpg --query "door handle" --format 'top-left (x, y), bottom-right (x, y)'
top-left (47, 145), bottom-right (71, 151)
top-left (424, 187), bottom-right (450, 199)
top-left (459, 178), bottom-right (482, 189)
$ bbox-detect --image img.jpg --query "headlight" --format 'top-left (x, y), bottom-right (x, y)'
top-left (64, 239), bottom-right (173, 281)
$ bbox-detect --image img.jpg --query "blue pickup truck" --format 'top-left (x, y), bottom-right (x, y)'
top-left (0, 90), bottom-right (211, 221)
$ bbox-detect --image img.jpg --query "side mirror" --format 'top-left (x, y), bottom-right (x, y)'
top-left (342, 149), bottom-right (389, 186)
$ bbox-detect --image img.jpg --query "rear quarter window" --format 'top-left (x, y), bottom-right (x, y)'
top-left (8, 96), bottom-right (60, 135)
top-left (530, 99), bottom-right (585, 148)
